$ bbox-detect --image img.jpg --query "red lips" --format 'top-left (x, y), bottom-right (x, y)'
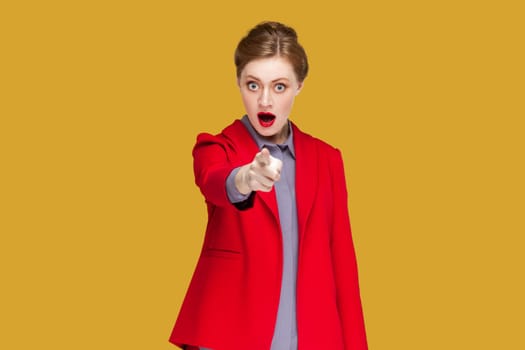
top-left (257, 112), bottom-right (276, 127)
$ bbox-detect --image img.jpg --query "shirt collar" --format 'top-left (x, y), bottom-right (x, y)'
top-left (241, 115), bottom-right (296, 158)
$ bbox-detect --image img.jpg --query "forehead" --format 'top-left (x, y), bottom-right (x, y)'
top-left (241, 57), bottom-right (296, 81)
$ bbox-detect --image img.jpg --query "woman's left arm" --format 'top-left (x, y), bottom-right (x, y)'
top-left (330, 148), bottom-right (368, 350)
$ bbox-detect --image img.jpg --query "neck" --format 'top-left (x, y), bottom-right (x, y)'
top-left (265, 123), bottom-right (289, 144)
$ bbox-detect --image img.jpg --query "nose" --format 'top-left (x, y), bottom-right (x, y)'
top-left (258, 88), bottom-right (273, 108)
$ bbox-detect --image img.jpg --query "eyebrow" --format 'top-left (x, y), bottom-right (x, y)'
top-left (245, 75), bottom-right (290, 83)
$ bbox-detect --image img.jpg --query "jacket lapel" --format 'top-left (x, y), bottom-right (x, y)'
top-left (292, 123), bottom-right (318, 240)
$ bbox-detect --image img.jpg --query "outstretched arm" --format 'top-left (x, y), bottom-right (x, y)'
top-left (193, 133), bottom-right (282, 208)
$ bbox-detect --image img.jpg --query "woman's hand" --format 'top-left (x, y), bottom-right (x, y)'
top-left (235, 148), bottom-right (283, 194)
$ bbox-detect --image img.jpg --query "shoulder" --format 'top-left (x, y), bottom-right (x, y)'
top-left (195, 119), bottom-right (243, 144)
top-left (193, 118), bottom-right (258, 165)
top-left (194, 119), bottom-right (253, 153)
top-left (292, 122), bottom-right (342, 157)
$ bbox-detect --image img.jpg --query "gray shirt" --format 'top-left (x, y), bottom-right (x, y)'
top-left (222, 116), bottom-right (299, 350)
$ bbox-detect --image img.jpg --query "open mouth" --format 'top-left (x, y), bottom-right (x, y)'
top-left (257, 112), bottom-right (276, 127)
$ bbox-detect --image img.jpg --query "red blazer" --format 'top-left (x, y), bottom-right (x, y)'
top-left (170, 119), bottom-right (367, 350)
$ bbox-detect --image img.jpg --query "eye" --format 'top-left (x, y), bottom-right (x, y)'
top-left (247, 82), bottom-right (259, 91)
top-left (274, 83), bottom-right (286, 92)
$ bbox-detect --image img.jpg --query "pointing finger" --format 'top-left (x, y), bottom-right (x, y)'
top-left (255, 148), bottom-right (270, 166)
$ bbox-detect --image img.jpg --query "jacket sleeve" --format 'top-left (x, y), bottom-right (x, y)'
top-left (192, 132), bottom-right (236, 207)
top-left (330, 148), bottom-right (368, 349)
top-left (192, 132), bottom-right (255, 209)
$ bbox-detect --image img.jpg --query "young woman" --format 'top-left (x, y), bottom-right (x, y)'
top-left (169, 21), bottom-right (368, 350)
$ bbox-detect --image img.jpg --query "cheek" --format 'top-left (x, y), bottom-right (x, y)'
top-left (241, 93), bottom-right (254, 111)
top-left (242, 92), bottom-right (256, 105)
top-left (278, 95), bottom-right (295, 111)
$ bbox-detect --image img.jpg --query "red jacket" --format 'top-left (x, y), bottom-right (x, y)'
top-left (169, 119), bottom-right (367, 350)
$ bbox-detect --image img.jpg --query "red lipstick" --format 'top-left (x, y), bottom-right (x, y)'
top-left (257, 112), bottom-right (276, 127)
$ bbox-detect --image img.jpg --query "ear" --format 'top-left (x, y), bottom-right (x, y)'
top-left (295, 81), bottom-right (304, 96)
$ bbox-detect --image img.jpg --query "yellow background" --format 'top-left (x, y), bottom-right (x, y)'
top-left (1, 0), bottom-right (524, 349)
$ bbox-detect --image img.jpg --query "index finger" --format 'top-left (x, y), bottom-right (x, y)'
top-left (255, 148), bottom-right (270, 166)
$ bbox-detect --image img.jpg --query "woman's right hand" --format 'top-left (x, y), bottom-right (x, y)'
top-left (235, 148), bottom-right (282, 194)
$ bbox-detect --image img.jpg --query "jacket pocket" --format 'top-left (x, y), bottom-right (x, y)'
top-left (202, 248), bottom-right (242, 259)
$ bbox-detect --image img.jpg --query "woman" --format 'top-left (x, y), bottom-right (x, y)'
top-left (169, 21), bottom-right (368, 350)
